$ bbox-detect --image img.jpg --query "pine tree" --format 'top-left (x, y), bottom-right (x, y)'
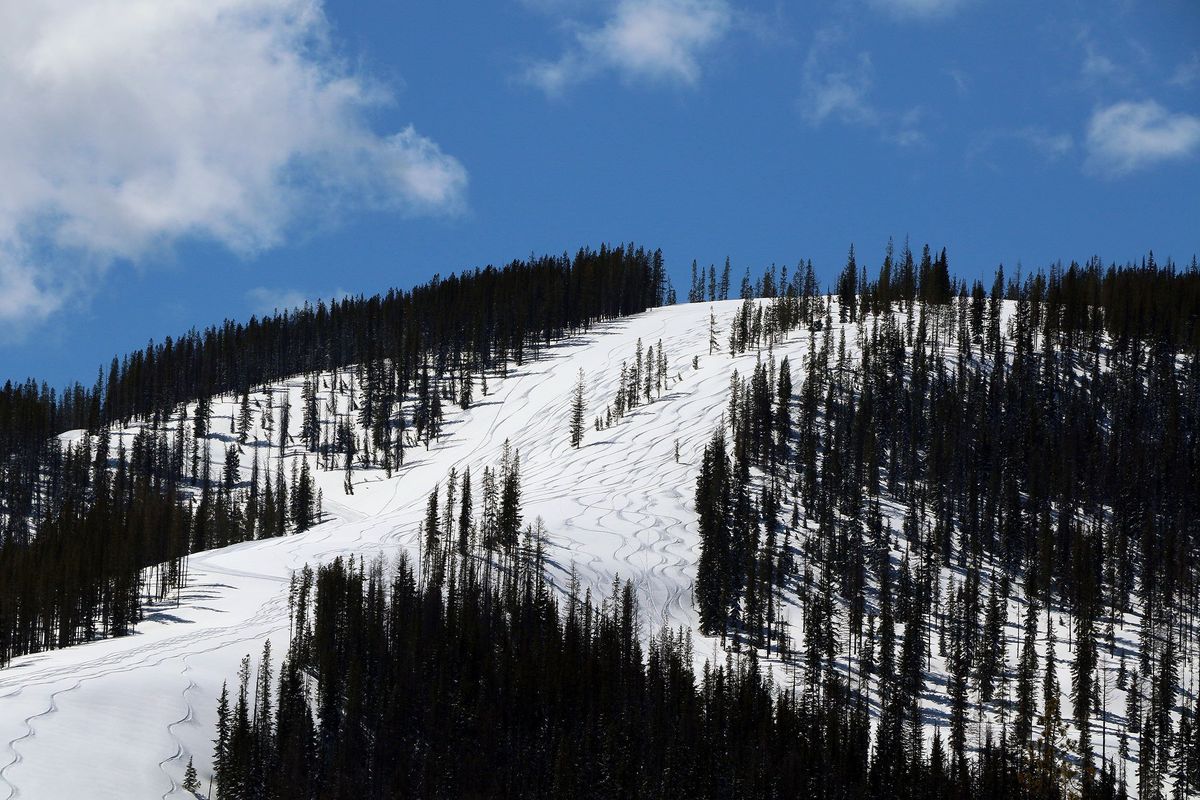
top-left (213, 681), bottom-right (230, 794)
top-left (837, 244), bottom-right (858, 322)
top-left (340, 421), bottom-right (355, 495)
top-left (300, 380), bottom-right (319, 453)
top-left (277, 396), bottom-right (290, 456)
top-left (238, 390), bottom-right (252, 445)
top-left (1042, 620), bottom-right (1062, 777)
top-left (223, 445), bottom-right (240, 493)
top-left (570, 369), bottom-right (585, 448)
top-left (460, 370), bottom-right (473, 410)
top-left (499, 450), bottom-right (522, 550)
top-left (182, 756), bottom-right (200, 794)
top-left (194, 395), bottom-right (212, 441)
top-left (694, 425), bottom-right (731, 635)
top-left (424, 484), bottom-right (440, 561)
top-left (458, 466), bottom-right (473, 555)
top-left (481, 466), bottom-right (499, 548)
top-left (292, 459), bottom-right (314, 531)
top-left (427, 390), bottom-right (443, 446)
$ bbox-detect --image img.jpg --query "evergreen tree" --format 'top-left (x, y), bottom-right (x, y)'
top-left (238, 390), bottom-right (253, 445)
top-left (458, 466), bottom-right (473, 556)
top-left (694, 425), bottom-right (731, 635)
top-left (214, 681), bottom-right (230, 795)
top-left (182, 757), bottom-right (200, 795)
top-left (570, 369), bottom-right (585, 448)
top-left (499, 450), bottom-right (522, 551)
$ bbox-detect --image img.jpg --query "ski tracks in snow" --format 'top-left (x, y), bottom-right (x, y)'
top-left (0, 681), bottom-right (81, 799)
top-left (0, 301), bottom-right (745, 797)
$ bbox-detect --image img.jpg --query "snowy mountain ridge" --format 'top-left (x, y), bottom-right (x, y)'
top-left (0, 296), bottom-right (1192, 798)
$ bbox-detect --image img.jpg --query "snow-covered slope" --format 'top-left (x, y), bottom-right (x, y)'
top-left (0, 301), bottom-right (732, 798)
top-left (0, 299), bottom-right (1183, 798)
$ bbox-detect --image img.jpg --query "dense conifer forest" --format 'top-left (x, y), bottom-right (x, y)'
top-left (691, 245), bottom-right (1200, 798)
top-left (210, 528), bottom-right (1078, 799)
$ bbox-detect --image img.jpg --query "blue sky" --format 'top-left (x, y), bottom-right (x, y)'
top-left (2, 0), bottom-right (1198, 388)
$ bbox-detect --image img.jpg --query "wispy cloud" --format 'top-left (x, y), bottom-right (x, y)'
top-left (523, 0), bottom-right (733, 95)
top-left (1169, 53), bottom-right (1200, 88)
top-left (1017, 128), bottom-right (1074, 160)
top-left (869, 0), bottom-right (966, 19)
top-left (1081, 44), bottom-right (1119, 82)
top-left (246, 288), bottom-right (313, 317)
top-left (1084, 100), bottom-right (1200, 177)
top-left (1073, 26), bottom-right (1140, 90)
top-left (246, 286), bottom-right (352, 318)
top-left (805, 51), bottom-right (877, 126)
top-left (966, 127), bottom-right (1073, 171)
top-left (800, 27), bottom-right (923, 146)
top-left (946, 68), bottom-right (970, 96)
top-left (0, 0), bottom-right (467, 336)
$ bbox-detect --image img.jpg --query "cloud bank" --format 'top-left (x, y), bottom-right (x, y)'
top-left (0, 0), bottom-right (466, 332)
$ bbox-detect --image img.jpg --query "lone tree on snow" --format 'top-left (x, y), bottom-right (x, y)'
top-left (182, 757), bottom-right (200, 795)
top-left (570, 369), bottom-right (586, 448)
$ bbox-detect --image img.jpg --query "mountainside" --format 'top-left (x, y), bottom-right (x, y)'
top-left (0, 300), bottom-right (716, 798)
top-left (2, 253), bottom-right (1199, 798)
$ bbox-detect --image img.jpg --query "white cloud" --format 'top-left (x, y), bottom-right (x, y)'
top-left (524, 0), bottom-right (732, 95)
top-left (800, 27), bottom-right (923, 146)
top-left (1084, 100), bottom-right (1200, 177)
top-left (806, 52), bottom-right (878, 126)
top-left (0, 246), bottom-right (64, 327)
top-left (0, 0), bottom-right (467, 333)
top-left (870, 0), bottom-right (965, 19)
